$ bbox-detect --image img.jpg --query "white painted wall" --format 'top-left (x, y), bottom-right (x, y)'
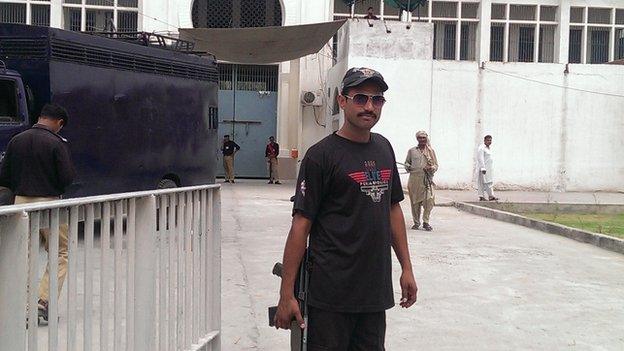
top-left (330, 20), bottom-right (624, 192)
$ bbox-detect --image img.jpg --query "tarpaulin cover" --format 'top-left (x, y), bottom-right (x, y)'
top-left (179, 20), bottom-right (346, 64)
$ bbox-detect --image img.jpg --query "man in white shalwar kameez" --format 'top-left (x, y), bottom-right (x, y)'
top-left (476, 135), bottom-right (498, 201)
top-left (405, 131), bottom-right (438, 231)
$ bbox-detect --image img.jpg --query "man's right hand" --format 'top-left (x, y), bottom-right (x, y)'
top-left (274, 296), bottom-right (305, 330)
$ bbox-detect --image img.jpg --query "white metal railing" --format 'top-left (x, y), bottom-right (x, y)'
top-left (0, 184), bottom-right (221, 351)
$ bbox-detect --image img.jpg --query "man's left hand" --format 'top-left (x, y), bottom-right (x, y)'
top-left (399, 270), bottom-right (418, 308)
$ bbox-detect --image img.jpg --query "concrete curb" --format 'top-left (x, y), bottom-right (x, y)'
top-left (453, 201), bottom-right (624, 255)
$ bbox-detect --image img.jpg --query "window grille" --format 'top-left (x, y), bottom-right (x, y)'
top-left (570, 7), bottom-right (584, 24)
top-left (491, 4), bottom-right (506, 20)
top-left (64, 8), bottom-right (81, 32)
top-left (432, 2), bottom-right (457, 18)
top-left (117, 11), bottom-right (138, 32)
top-left (86, 0), bottom-right (110, 6)
top-left (460, 22), bottom-right (477, 61)
top-left (240, 0), bottom-right (266, 28)
top-left (588, 28), bottom-right (610, 64)
top-left (540, 6), bottom-right (557, 22)
top-left (509, 5), bottom-right (535, 21)
top-left (218, 64), bottom-right (278, 92)
top-left (118, 0), bottom-right (138, 8)
top-left (432, 21), bottom-right (456, 60)
top-left (616, 9), bottom-right (624, 25)
top-left (587, 8), bottom-right (612, 25)
top-left (539, 25), bottom-right (555, 63)
top-left (218, 63), bottom-right (234, 90)
top-left (490, 25), bottom-right (504, 62)
top-left (0, 3), bottom-right (26, 24)
top-left (616, 29), bottom-right (624, 60)
top-left (192, 0), bottom-right (282, 29)
top-left (508, 24), bottom-right (535, 63)
top-left (31, 5), bottom-right (50, 27)
top-left (568, 28), bottom-right (582, 63)
top-left (461, 3), bottom-right (478, 19)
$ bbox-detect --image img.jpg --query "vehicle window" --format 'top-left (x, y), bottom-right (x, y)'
top-left (0, 80), bottom-right (20, 124)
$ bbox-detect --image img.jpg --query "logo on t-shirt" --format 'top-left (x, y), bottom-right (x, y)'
top-left (299, 180), bottom-right (306, 197)
top-left (348, 161), bottom-right (391, 203)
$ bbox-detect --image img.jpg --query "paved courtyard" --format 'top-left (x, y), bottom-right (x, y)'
top-left (221, 181), bottom-right (624, 351)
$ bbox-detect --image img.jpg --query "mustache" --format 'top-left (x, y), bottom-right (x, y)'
top-left (357, 112), bottom-right (377, 118)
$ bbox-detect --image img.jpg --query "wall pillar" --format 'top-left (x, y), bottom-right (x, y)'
top-left (556, 0), bottom-right (571, 64)
top-left (50, 0), bottom-right (62, 29)
top-left (477, 0), bottom-right (492, 63)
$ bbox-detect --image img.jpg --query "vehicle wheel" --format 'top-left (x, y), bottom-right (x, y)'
top-left (0, 186), bottom-right (14, 206)
top-left (157, 178), bottom-right (178, 189)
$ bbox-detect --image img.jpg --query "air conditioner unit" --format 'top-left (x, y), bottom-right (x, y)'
top-left (301, 90), bottom-right (323, 106)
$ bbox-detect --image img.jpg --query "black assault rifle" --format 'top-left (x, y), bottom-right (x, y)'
top-left (268, 250), bottom-right (311, 351)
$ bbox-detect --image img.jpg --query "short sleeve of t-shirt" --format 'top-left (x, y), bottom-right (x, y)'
top-left (390, 160), bottom-right (404, 204)
top-left (384, 138), bottom-right (404, 205)
top-left (293, 150), bottom-right (324, 220)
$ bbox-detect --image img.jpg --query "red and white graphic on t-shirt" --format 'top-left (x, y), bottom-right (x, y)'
top-left (348, 161), bottom-right (391, 203)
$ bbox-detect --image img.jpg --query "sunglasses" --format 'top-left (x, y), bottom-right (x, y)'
top-left (344, 94), bottom-right (386, 108)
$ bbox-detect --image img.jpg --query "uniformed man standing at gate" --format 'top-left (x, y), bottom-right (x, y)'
top-left (221, 134), bottom-right (240, 183)
top-left (0, 103), bottom-right (76, 324)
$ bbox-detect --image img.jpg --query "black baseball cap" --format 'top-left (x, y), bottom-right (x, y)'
top-left (340, 67), bottom-right (388, 94)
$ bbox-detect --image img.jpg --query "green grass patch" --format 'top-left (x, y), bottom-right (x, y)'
top-left (523, 213), bottom-right (624, 239)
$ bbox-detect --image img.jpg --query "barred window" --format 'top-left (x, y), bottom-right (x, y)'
top-left (508, 24), bottom-right (535, 63)
top-left (491, 4), bottom-right (506, 20)
top-left (570, 7), bottom-right (584, 24)
top-left (568, 28), bottom-right (582, 64)
top-left (433, 21), bottom-right (456, 60)
top-left (460, 23), bottom-right (477, 61)
top-left (192, 0), bottom-right (282, 29)
top-left (490, 25), bottom-right (504, 62)
top-left (31, 5), bottom-right (50, 27)
top-left (509, 5), bottom-right (535, 21)
top-left (63, 8), bottom-right (81, 32)
top-left (615, 29), bottom-right (624, 60)
top-left (118, 11), bottom-right (138, 32)
top-left (588, 28), bottom-right (610, 64)
top-left (540, 6), bottom-right (557, 22)
top-left (86, 9), bottom-right (114, 32)
top-left (0, 3), bottom-right (27, 24)
top-left (539, 25), bottom-right (556, 63)
top-left (587, 8), bottom-right (611, 25)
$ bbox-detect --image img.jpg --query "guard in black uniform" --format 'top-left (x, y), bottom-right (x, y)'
top-left (0, 103), bottom-right (76, 323)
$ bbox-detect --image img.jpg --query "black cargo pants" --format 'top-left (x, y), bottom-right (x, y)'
top-left (307, 306), bottom-right (386, 351)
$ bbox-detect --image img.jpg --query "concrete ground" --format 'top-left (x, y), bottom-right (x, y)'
top-left (432, 189), bottom-right (624, 206)
top-left (221, 180), bottom-right (624, 351)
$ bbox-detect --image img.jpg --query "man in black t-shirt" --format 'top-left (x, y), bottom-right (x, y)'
top-left (274, 68), bottom-right (418, 350)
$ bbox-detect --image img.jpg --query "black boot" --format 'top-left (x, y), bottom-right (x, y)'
top-left (422, 223), bottom-right (433, 231)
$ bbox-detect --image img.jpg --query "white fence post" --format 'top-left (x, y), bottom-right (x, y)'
top-left (0, 212), bottom-right (29, 350)
top-left (212, 189), bottom-right (222, 351)
top-left (134, 195), bottom-right (157, 351)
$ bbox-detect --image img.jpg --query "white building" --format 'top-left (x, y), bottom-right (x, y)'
top-left (1, 0), bottom-right (623, 191)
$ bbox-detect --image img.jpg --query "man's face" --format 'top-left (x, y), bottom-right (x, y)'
top-left (368, 8), bottom-right (374, 15)
top-left (485, 137), bottom-right (492, 146)
top-left (417, 136), bottom-right (427, 147)
top-left (224, 136), bottom-right (229, 142)
top-left (269, 137), bottom-right (274, 143)
top-left (338, 81), bottom-right (385, 132)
